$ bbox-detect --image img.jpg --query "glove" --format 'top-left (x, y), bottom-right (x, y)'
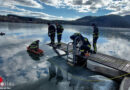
top-left (85, 51), bottom-right (90, 57)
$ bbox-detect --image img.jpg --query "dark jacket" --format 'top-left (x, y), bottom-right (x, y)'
top-left (56, 25), bottom-right (64, 34)
top-left (80, 36), bottom-right (91, 48)
top-left (30, 41), bottom-right (39, 49)
top-left (70, 33), bottom-right (91, 54)
top-left (93, 27), bottom-right (99, 37)
top-left (48, 25), bottom-right (56, 36)
top-left (70, 34), bottom-right (91, 48)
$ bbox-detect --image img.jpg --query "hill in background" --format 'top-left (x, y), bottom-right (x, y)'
top-left (0, 14), bottom-right (130, 28)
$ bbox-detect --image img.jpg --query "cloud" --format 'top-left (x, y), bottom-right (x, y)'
top-left (40, 0), bottom-right (112, 13)
top-left (0, 0), bottom-right (79, 20)
top-left (0, 0), bottom-right (43, 9)
top-left (40, 0), bottom-right (130, 15)
top-left (0, 8), bottom-right (79, 20)
top-left (108, 9), bottom-right (130, 16)
top-left (0, 0), bottom-right (130, 21)
top-left (0, 9), bottom-right (53, 19)
top-left (40, 0), bottom-right (109, 13)
top-left (40, 0), bottom-right (64, 8)
top-left (106, 0), bottom-right (130, 16)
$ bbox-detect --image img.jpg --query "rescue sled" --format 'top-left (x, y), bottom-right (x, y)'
top-left (27, 47), bottom-right (44, 56)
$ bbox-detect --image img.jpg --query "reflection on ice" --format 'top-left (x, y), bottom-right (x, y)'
top-left (98, 38), bottom-right (130, 61)
top-left (11, 56), bottom-right (117, 90)
top-left (47, 56), bottom-right (117, 90)
top-left (0, 36), bottom-right (57, 85)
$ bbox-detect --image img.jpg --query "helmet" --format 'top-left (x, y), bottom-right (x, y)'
top-left (91, 23), bottom-right (96, 26)
top-left (74, 33), bottom-right (81, 36)
top-left (70, 33), bottom-right (82, 40)
top-left (36, 40), bottom-right (40, 43)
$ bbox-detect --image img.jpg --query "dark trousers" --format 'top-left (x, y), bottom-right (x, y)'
top-left (93, 36), bottom-right (98, 52)
top-left (57, 34), bottom-right (62, 44)
top-left (50, 34), bottom-right (55, 44)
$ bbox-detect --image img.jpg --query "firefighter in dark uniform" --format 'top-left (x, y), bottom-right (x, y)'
top-left (48, 23), bottom-right (56, 45)
top-left (56, 23), bottom-right (64, 47)
top-left (29, 40), bottom-right (39, 51)
top-left (70, 33), bottom-right (92, 56)
top-left (92, 23), bottom-right (99, 54)
top-left (79, 37), bottom-right (91, 56)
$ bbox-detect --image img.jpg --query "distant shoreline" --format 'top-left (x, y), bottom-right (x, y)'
top-left (1, 21), bottom-right (130, 30)
top-left (0, 14), bottom-right (130, 28)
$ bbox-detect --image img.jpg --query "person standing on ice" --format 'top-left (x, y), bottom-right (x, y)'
top-left (92, 23), bottom-right (99, 54)
top-left (55, 23), bottom-right (64, 47)
top-left (48, 23), bottom-right (56, 46)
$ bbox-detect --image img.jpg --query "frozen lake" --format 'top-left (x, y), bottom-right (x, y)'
top-left (0, 22), bottom-right (130, 90)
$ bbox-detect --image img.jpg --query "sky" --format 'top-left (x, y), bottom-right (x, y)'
top-left (0, 0), bottom-right (130, 20)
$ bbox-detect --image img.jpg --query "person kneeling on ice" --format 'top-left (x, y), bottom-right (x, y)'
top-left (70, 33), bottom-right (92, 57)
top-left (27, 40), bottom-right (44, 56)
top-left (29, 40), bottom-right (39, 51)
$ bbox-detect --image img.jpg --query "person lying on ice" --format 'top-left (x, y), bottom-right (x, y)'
top-left (29, 40), bottom-right (39, 51)
top-left (70, 33), bottom-right (92, 57)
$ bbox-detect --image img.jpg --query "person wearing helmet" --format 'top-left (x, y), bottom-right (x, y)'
top-left (92, 23), bottom-right (99, 54)
top-left (70, 33), bottom-right (92, 56)
top-left (55, 23), bottom-right (64, 47)
top-left (29, 40), bottom-right (40, 51)
top-left (48, 23), bottom-right (56, 45)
